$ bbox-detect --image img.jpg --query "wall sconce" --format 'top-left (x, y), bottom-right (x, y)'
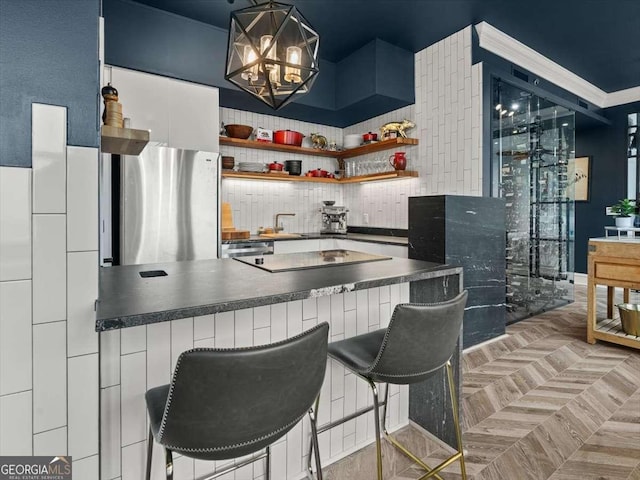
top-left (225, 1), bottom-right (320, 110)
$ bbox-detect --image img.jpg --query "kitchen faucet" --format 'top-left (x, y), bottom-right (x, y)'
top-left (275, 213), bottom-right (295, 232)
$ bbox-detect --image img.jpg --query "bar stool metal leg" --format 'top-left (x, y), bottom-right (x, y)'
top-left (146, 427), bottom-right (154, 480)
top-left (416, 361), bottom-right (466, 480)
top-left (164, 448), bottom-right (174, 480)
top-left (308, 400), bottom-right (323, 480)
top-left (265, 445), bottom-right (271, 480)
top-left (380, 384), bottom-right (445, 480)
top-left (446, 360), bottom-right (467, 480)
top-left (367, 379), bottom-right (384, 480)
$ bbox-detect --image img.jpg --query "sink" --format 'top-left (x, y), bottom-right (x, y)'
top-left (258, 233), bottom-right (302, 239)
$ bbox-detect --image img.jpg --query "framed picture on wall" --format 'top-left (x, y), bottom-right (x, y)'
top-left (574, 156), bottom-right (591, 201)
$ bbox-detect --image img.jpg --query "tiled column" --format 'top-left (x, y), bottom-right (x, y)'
top-left (0, 103), bottom-right (100, 477)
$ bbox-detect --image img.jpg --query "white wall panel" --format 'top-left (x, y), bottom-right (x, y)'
top-left (121, 325), bottom-right (147, 355)
top-left (0, 167), bottom-right (31, 281)
top-left (67, 251), bottom-right (99, 357)
top-left (34, 426), bottom-right (67, 456)
top-left (146, 322), bottom-right (171, 389)
top-left (32, 215), bottom-right (66, 324)
top-left (100, 330), bottom-right (121, 388)
top-left (66, 146), bottom-right (98, 252)
top-left (72, 454), bottom-right (99, 480)
top-left (32, 104), bottom-right (66, 214)
top-left (121, 352), bottom-right (147, 446)
top-left (68, 353), bottom-right (99, 459)
top-left (0, 391), bottom-right (32, 455)
top-left (33, 321), bottom-right (67, 433)
top-left (121, 441), bottom-right (146, 480)
top-left (0, 280), bottom-right (32, 395)
top-left (101, 386), bottom-right (121, 480)
top-left (170, 318), bottom-right (193, 372)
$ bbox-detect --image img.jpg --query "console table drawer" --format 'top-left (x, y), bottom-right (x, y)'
top-left (595, 263), bottom-right (640, 282)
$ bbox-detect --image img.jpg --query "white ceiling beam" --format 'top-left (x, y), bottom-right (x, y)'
top-left (475, 22), bottom-right (640, 109)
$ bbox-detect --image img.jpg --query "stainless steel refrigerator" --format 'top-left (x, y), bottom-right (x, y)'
top-left (110, 146), bottom-right (220, 265)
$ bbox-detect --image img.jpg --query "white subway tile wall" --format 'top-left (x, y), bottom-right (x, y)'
top-left (99, 284), bottom-right (410, 480)
top-left (222, 27), bottom-right (482, 231)
top-left (343, 26), bottom-right (482, 228)
top-left (0, 104), bottom-right (100, 478)
top-left (220, 107), bottom-right (344, 233)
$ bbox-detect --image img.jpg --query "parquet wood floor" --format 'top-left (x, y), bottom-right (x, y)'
top-left (324, 286), bottom-right (640, 480)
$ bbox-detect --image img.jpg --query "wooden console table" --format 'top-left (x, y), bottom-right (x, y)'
top-left (587, 238), bottom-right (640, 349)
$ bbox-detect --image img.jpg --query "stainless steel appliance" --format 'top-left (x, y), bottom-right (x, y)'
top-left (221, 241), bottom-right (274, 258)
top-left (116, 146), bottom-right (220, 265)
top-left (320, 205), bottom-right (349, 234)
top-left (234, 250), bottom-right (390, 272)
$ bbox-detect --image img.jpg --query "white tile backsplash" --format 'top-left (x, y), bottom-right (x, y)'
top-left (120, 352), bottom-right (147, 446)
top-left (67, 146), bottom-right (99, 252)
top-left (32, 104), bottom-right (67, 214)
top-left (72, 454), bottom-right (99, 480)
top-left (67, 251), bottom-right (99, 357)
top-left (0, 280), bottom-right (32, 395)
top-left (0, 391), bottom-right (33, 455)
top-left (68, 353), bottom-right (99, 459)
top-left (34, 426), bottom-right (67, 456)
top-left (33, 321), bottom-right (67, 433)
top-left (32, 214), bottom-right (66, 324)
top-left (0, 167), bottom-right (32, 281)
top-left (101, 385), bottom-right (122, 480)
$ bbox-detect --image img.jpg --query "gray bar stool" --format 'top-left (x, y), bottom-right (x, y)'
top-left (312, 291), bottom-right (468, 480)
top-left (145, 322), bottom-right (329, 480)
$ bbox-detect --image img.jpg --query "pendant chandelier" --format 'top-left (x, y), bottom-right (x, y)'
top-left (225, 1), bottom-right (320, 110)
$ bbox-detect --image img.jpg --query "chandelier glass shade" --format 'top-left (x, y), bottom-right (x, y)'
top-left (225, 1), bottom-right (320, 110)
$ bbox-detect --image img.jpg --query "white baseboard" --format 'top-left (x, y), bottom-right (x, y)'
top-left (574, 273), bottom-right (588, 286)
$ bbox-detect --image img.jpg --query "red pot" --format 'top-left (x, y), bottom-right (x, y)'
top-left (309, 169), bottom-right (329, 177)
top-left (363, 132), bottom-right (378, 142)
top-left (273, 130), bottom-right (304, 146)
top-left (268, 161), bottom-right (283, 171)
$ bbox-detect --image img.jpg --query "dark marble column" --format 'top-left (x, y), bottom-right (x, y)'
top-left (409, 195), bottom-right (506, 348)
top-left (408, 195), bottom-right (506, 448)
top-left (409, 273), bottom-right (462, 448)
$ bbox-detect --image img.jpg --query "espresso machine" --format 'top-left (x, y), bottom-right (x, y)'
top-left (320, 205), bottom-right (349, 234)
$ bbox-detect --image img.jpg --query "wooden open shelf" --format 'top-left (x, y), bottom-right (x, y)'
top-left (594, 317), bottom-right (640, 350)
top-left (337, 137), bottom-right (418, 159)
top-left (221, 170), bottom-right (418, 184)
top-left (219, 136), bottom-right (418, 160)
top-left (101, 125), bottom-right (149, 155)
top-left (219, 136), bottom-right (337, 158)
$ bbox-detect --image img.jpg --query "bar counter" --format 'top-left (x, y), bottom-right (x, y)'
top-left (97, 254), bottom-right (462, 480)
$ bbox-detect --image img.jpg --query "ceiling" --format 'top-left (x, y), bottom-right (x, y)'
top-left (131, 0), bottom-right (639, 94)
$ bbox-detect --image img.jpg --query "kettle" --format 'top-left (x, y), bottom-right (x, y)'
top-left (389, 152), bottom-right (407, 171)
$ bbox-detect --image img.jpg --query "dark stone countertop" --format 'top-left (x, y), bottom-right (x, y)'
top-left (221, 232), bottom-right (408, 246)
top-left (96, 256), bottom-right (459, 331)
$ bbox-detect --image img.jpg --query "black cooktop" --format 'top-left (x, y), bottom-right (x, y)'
top-left (234, 249), bottom-right (392, 272)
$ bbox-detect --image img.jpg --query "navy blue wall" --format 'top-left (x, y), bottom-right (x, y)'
top-left (103, 0), bottom-right (414, 127)
top-left (0, 0), bottom-right (100, 167)
top-left (574, 101), bottom-right (640, 273)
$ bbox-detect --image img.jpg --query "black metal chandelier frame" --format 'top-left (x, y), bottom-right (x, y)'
top-left (224, 0), bottom-right (320, 110)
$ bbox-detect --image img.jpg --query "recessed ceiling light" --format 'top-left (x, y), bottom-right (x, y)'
top-left (511, 103), bottom-right (519, 110)
top-left (562, 123), bottom-right (569, 127)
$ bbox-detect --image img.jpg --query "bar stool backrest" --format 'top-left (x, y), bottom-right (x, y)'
top-left (366, 291), bottom-right (468, 384)
top-left (157, 322), bottom-right (329, 460)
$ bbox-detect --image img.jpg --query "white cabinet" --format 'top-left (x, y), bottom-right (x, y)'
top-left (273, 239), bottom-right (320, 254)
top-left (107, 66), bottom-right (219, 152)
